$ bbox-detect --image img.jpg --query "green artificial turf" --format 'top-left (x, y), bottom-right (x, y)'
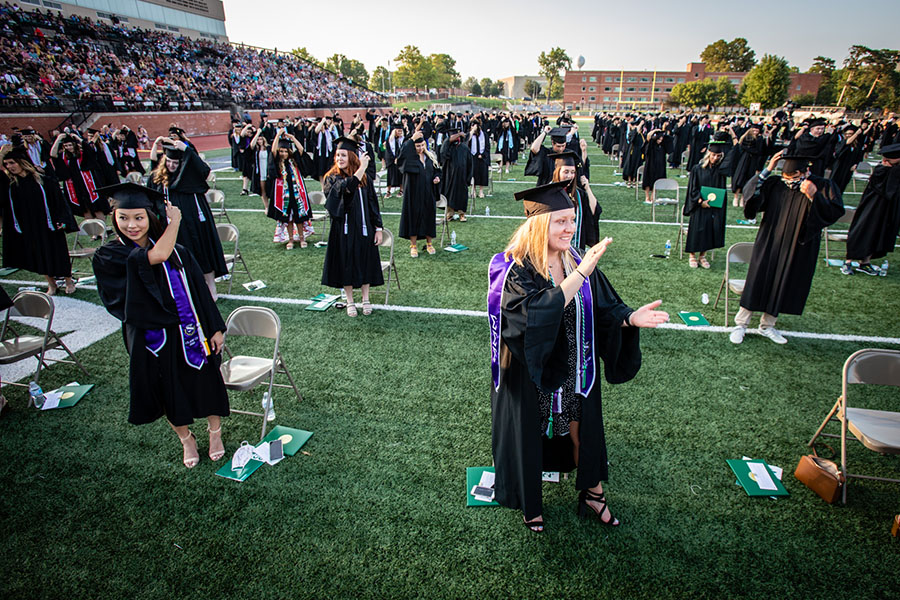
top-left (1, 121), bottom-right (899, 600)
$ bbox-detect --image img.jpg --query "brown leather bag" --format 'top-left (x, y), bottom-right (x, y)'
top-left (794, 455), bottom-right (844, 504)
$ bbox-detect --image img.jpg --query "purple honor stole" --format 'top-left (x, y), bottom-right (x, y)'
top-left (144, 246), bottom-right (209, 370)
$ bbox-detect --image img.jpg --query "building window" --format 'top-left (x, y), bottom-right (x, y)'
top-left (582, 77), bottom-right (586, 82)
top-left (797, 85), bottom-right (802, 90)
top-left (590, 96), bottom-right (596, 101)
top-left (168, 26), bottom-right (180, 32)
top-left (604, 87), bottom-right (610, 91)
top-left (678, 78), bottom-right (685, 83)
top-left (640, 77), bottom-right (649, 82)
top-left (665, 77), bottom-right (674, 83)
top-left (639, 87), bottom-right (648, 92)
top-left (589, 76), bottom-right (597, 82)
top-left (155, 23), bottom-right (168, 29)
top-left (605, 77), bottom-right (612, 82)
top-left (627, 77), bottom-right (636, 82)
top-left (20, 0), bottom-right (40, 5)
top-left (731, 79), bottom-right (740, 85)
top-left (42, 1), bottom-right (62, 8)
top-left (626, 87), bottom-right (635, 92)
top-left (665, 88), bottom-right (672, 92)
top-left (694, 73), bottom-right (699, 78)
top-left (581, 87), bottom-right (586, 92)
top-left (589, 86), bottom-right (595, 91)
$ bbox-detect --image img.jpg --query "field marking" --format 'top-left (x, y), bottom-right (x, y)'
top-left (2, 279), bottom-right (895, 346)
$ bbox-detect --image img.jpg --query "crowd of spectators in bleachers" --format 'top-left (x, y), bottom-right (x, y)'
top-left (0, 2), bottom-right (385, 113)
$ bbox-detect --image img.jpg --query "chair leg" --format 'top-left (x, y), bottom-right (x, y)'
top-left (277, 353), bottom-right (303, 403)
top-left (713, 278), bottom-right (726, 310)
top-left (392, 263), bottom-right (400, 291)
top-left (384, 271), bottom-right (391, 305)
top-left (54, 335), bottom-right (89, 376)
top-left (808, 397), bottom-right (842, 447)
top-left (841, 415), bottom-right (849, 504)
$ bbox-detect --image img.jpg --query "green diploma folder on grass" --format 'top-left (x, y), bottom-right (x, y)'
top-left (41, 384), bottom-right (93, 410)
top-left (700, 186), bottom-right (726, 209)
top-left (726, 459), bottom-right (789, 497)
top-left (678, 311), bottom-right (710, 326)
top-left (466, 466), bottom-right (499, 507)
top-left (444, 244), bottom-right (468, 253)
top-left (215, 457), bottom-right (264, 482)
top-left (305, 293), bottom-right (339, 311)
top-left (262, 425), bottom-right (312, 456)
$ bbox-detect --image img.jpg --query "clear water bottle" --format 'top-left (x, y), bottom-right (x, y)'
top-left (701, 293), bottom-right (709, 305)
top-left (485, 206), bottom-right (490, 216)
top-left (880, 260), bottom-right (888, 276)
top-left (261, 392), bottom-right (275, 422)
top-left (451, 230), bottom-right (457, 245)
top-left (29, 381), bottom-right (45, 409)
top-left (664, 239), bottom-right (672, 258)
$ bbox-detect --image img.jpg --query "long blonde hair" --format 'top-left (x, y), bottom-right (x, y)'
top-left (504, 212), bottom-right (576, 281)
top-left (151, 158), bottom-right (170, 187)
top-left (2, 156), bottom-right (43, 185)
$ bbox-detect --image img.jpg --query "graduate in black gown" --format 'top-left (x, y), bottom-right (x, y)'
top-left (669, 116), bottom-right (691, 169)
top-left (321, 138), bottom-right (384, 317)
top-left (829, 123), bottom-right (868, 193)
top-left (641, 128), bottom-right (673, 203)
top-left (439, 127), bottom-right (473, 221)
top-left (526, 126), bottom-right (589, 186)
top-left (729, 123), bottom-right (771, 207)
top-left (488, 180), bottom-right (668, 532)
top-left (313, 117), bottom-right (339, 183)
top-left (383, 124), bottom-right (405, 198)
top-left (112, 127), bottom-right (145, 179)
top-left (684, 134), bottom-right (731, 269)
top-left (1, 143), bottom-right (77, 295)
top-left (729, 150), bottom-right (845, 345)
top-left (621, 124), bottom-right (645, 187)
top-left (20, 127), bottom-right (54, 177)
top-left (496, 118), bottom-right (518, 173)
top-left (841, 143), bottom-right (900, 275)
top-left (148, 140), bottom-right (227, 300)
top-left (397, 130), bottom-right (440, 257)
top-left (50, 132), bottom-right (109, 220)
top-left (787, 118), bottom-right (837, 177)
top-left (468, 121), bottom-right (491, 199)
top-left (550, 151), bottom-right (601, 252)
top-left (685, 116), bottom-right (712, 171)
top-left (266, 130), bottom-right (313, 250)
top-left (92, 182), bottom-right (229, 469)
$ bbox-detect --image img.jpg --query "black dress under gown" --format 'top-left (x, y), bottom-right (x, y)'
top-left (642, 135), bottom-right (673, 189)
top-left (1, 174), bottom-right (77, 277)
top-left (92, 241), bottom-right (229, 426)
top-left (490, 255), bottom-right (641, 521)
top-left (397, 140), bottom-right (438, 240)
top-left (321, 173), bottom-right (384, 289)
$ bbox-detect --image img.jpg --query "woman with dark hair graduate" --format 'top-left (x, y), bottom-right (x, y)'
top-left (468, 120), bottom-right (491, 199)
top-left (489, 181), bottom-right (668, 532)
top-left (50, 130), bottom-right (109, 220)
top-left (549, 151), bottom-right (601, 253)
top-left (397, 128), bottom-right (440, 257)
top-left (92, 182), bottom-right (229, 469)
top-left (683, 133), bottom-right (732, 269)
top-left (148, 137), bottom-right (227, 300)
top-left (266, 128), bottom-right (312, 250)
top-left (322, 137), bottom-right (384, 317)
top-left (1, 142), bottom-right (78, 295)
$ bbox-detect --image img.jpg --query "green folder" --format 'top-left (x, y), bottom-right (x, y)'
top-left (215, 457), bottom-right (264, 482)
top-left (43, 384), bottom-right (93, 409)
top-left (678, 311), bottom-right (710, 326)
top-left (726, 459), bottom-right (789, 497)
top-left (444, 244), bottom-right (469, 253)
top-left (305, 293), bottom-right (339, 311)
top-left (0, 267), bottom-right (18, 277)
top-left (262, 425), bottom-right (313, 456)
top-left (701, 186), bottom-right (726, 209)
top-left (466, 466), bottom-right (499, 507)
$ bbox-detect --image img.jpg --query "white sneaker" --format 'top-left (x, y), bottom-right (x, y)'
top-left (758, 326), bottom-right (788, 344)
top-left (729, 326), bottom-right (746, 344)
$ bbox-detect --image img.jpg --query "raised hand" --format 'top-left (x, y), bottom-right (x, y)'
top-left (629, 300), bottom-right (669, 328)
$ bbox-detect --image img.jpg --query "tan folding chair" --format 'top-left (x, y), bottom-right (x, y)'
top-left (206, 170), bottom-right (217, 190)
top-left (220, 306), bottom-right (302, 441)
top-left (125, 172), bottom-right (143, 184)
top-left (713, 242), bottom-right (754, 326)
top-left (436, 195), bottom-right (449, 247)
top-left (377, 227), bottom-right (400, 305)
top-left (652, 178), bottom-right (679, 223)
top-left (851, 161), bottom-right (871, 193)
top-left (205, 188), bottom-right (230, 223)
top-left (490, 152), bottom-right (502, 196)
top-left (0, 291), bottom-right (89, 387)
top-left (216, 223), bottom-right (251, 293)
top-left (610, 143), bottom-right (619, 163)
top-left (307, 190), bottom-right (329, 243)
top-left (634, 165), bottom-right (644, 201)
top-left (69, 218), bottom-right (107, 276)
top-left (679, 150), bottom-right (690, 177)
top-left (808, 348), bottom-right (900, 504)
top-left (823, 207), bottom-right (856, 262)
top-left (676, 202), bottom-right (689, 259)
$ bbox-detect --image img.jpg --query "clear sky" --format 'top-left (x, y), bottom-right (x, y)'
top-left (222, 0), bottom-right (897, 85)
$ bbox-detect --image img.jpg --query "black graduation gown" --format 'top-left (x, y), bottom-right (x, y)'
top-left (397, 140), bottom-right (437, 240)
top-left (52, 145), bottom-right (110, 217)
top-left (525, 145), bottom-right (588, 187)
top-left (321, 174), bottom-right (384, 289)
top-left (229, 133), bottom-right (242, 170)
top-left (684, 162), bottom-right (729, 253)
top-left (496, 127), bottom-right (517, 163)
top-left (114, 138), bottom-right (145, 176)
top-left (740, 175), bottom-right (845, 316)
top-left (573, 187), bottom-right (601, 251)
top-left (439, 139), bottom-right (473, 213)
top-left (312, 129), bottom-right (337, 180)
top-left (731, 136), bottom-right (767, 192)
top-left (149, 148), bottom-right (227, 277)
top-left (265, 154), bottom-right (312, 224)
top-left (468, 133), bottom-right (490, 186)
top-left (92, 140), bottom-right (120, 186)
top-left (788, 132), bottom-right (835, 177)
top-left (384, 137), bottom-right (405, 187)
top-left (1, 174), bottom-right (76, 277)
top-left (846, 163), bottom-right (900, 261)
top-left (686, 125), bottom-right (711, 171)
top-left (642, 136), bottom-right (672, 189)
top-left (669, 123), bottom-right (691, 167)
top-left (602, 122), bottom-right (618, 155)
top-left (622, 131), bottom-right (645, 181)
top-left (92, 241), bottom-right (229, 426)
top-left (829, 139), bottom-right (865, 193)
top-left (491, 259), bottom-right (641, 521)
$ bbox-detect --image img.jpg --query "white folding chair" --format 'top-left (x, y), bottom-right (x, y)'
top-left (823, 207), bottom-right (856, 262)
top-left (125, 171), bottom-right (144, 184)
top-left (307, 190), bottom-right (329, 243)
top-left (206, 170), bottom-right (217, 190)
top-left (69, 218), bottom-right (107, 276)
top-left (490, 152), bottom-right (502, 197)
top-left (808, 348), bottom-right (900, 504)
top-left (634, 165), bottom-right (644, 201)
top-left (851, 161), bottom-right (872, 193)
top-left (679, 150), bottom-right (690, 177)
top-left (436, 195), bottom-right (449, 247)
top-left (713, 242), bottom-right (754, 326)
top-left (0, 291), bottom-right (89, 387)
top-left (377, 227), bottom-right (400, 305)
top-left (216, 223), bottom-right (251, 293)
top-left (652, 178), bottom-right (679, 223)
top-left (220, 306), bottom-right (302, 441)
top-left (205, 188), bottom-right (230, 223)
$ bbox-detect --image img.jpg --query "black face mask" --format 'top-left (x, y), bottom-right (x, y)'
top-left (784, 176), bottom-right (806, 190)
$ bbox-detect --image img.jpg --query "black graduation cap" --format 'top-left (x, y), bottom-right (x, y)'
top-left (548, 151), bottom-right (578, 167)
top-left (513, 180), bottom-right (574, 218)
top-left (277, 139), bottom-right (293, 150)
top-left (60, 134), bottom-right (78, 145)
top-left (781, 153), bottom-right (815, 173)
top-left (19, 127), bottom-right (36, 135)
top-left (549, 127), bottom-right (570, 144)
top-left (707, 131), bottom-right (731, 152)
top-left (390, 122), bottom-right (404, 131)
top-left (96, 182), bottom-right (164, 210)
top-left (168, 126), bottom-right (185, 134)
top-left (842, 123), bottom-right (859, 133)
top-left (748, 121), bottom-right (763, 130)
top-left (807, 117), bottom-right (827, 128)
top-left (444, 126), bottom-right (461, 135)
top-left (163, 145), bottom-right (184, 159)
top-left (334, 136), bottom-right (359, 152)
top-left (881, 143), bottom-right (900, 159)
top-left (3, 145), bottom-right (31, 163)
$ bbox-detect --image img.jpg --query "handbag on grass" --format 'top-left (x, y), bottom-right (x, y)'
top-left (794, 455), bottom-right (844, 504)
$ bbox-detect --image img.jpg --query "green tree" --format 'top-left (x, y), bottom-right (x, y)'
top-left (739, 54), bottom-right (791, 109)
top-left (394, 45), bottom-right (438, 91)
top-left (792, 93), bottom-right (817, 106)
top-left (670, 79), bottom-right (717, 107)
top-left (480, 77), bottom-right (497, 96)
top-left (836, 46), bottom-right (900, 111)
top-left (537, 47), bottom-right (572, 103)
top-left (291, 47), bottom-right (323, 69)
top-left (700, 38), bottom-right (757, 72)
top-left (470, 81), bottom-right (483, 96)
top-left (809, 56), bottom-right (836, 75)
top-left (324, 54), bottom-right (368, 84)
top-left (711, 76), bottom-right (738, 106)
top-left (429, 53), bottom-right (461, 89)
top-left (462, 76), bottom-right (479, 93)
top-left (524, 79), bottom-right (542, 99)
top-left (369, 66), bottom-right (393, 92)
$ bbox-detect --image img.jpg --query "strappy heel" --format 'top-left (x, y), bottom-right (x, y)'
top-left (577, 489), bottom-right (619, 526)
top-left (179, 432), bottom-right (199, 469)
top-left (207, 425), bottom-right (225, 461)
top-left (523, 517), bottom-right (544, 533)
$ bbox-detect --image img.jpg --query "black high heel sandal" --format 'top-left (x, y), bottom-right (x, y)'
top-left (577, 489), bottom-right (619, 526)
top-left (523, 517), bottom-right (544, 533)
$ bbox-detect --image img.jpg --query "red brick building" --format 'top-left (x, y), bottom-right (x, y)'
top-left (564, 62), bottom-right (822, 110)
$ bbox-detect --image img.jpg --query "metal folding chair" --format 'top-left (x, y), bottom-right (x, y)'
top-left (436, 195), bottom-right (449, 247)
top-left (851, 161), bottom-right (872, 193)
top-left (216, 223), bottom-right (252, 293)
top-left (713, 242), bottom-right (754, 326)
top-left (823, 207), bottom-right (856, 262)
top-left (652, 178), bottom-right (679, 223)
top-left (205, 189), bottom-right (230, 223)
top-left (377, 227), bottom-right (400, 305)
top-left (307, 190), bottom-right (329, 243)
top-left (69, 219), bottom-right (107, 276)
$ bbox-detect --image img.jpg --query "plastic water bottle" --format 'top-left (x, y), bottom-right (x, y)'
top-left (664, 240), bottom-right (672, 258)
top-left (485, 206), bottom-right (490, 216)
top-left (29, 381), bottom-right (45, 409)
top-left (880, 260), bottom-right (888, 276)
top-left (261, 392), bottom-right (275, 422)
top-left (701, 293), bottom-right (709, 305)
top-left (451, 230), bottom-right (457, 245)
